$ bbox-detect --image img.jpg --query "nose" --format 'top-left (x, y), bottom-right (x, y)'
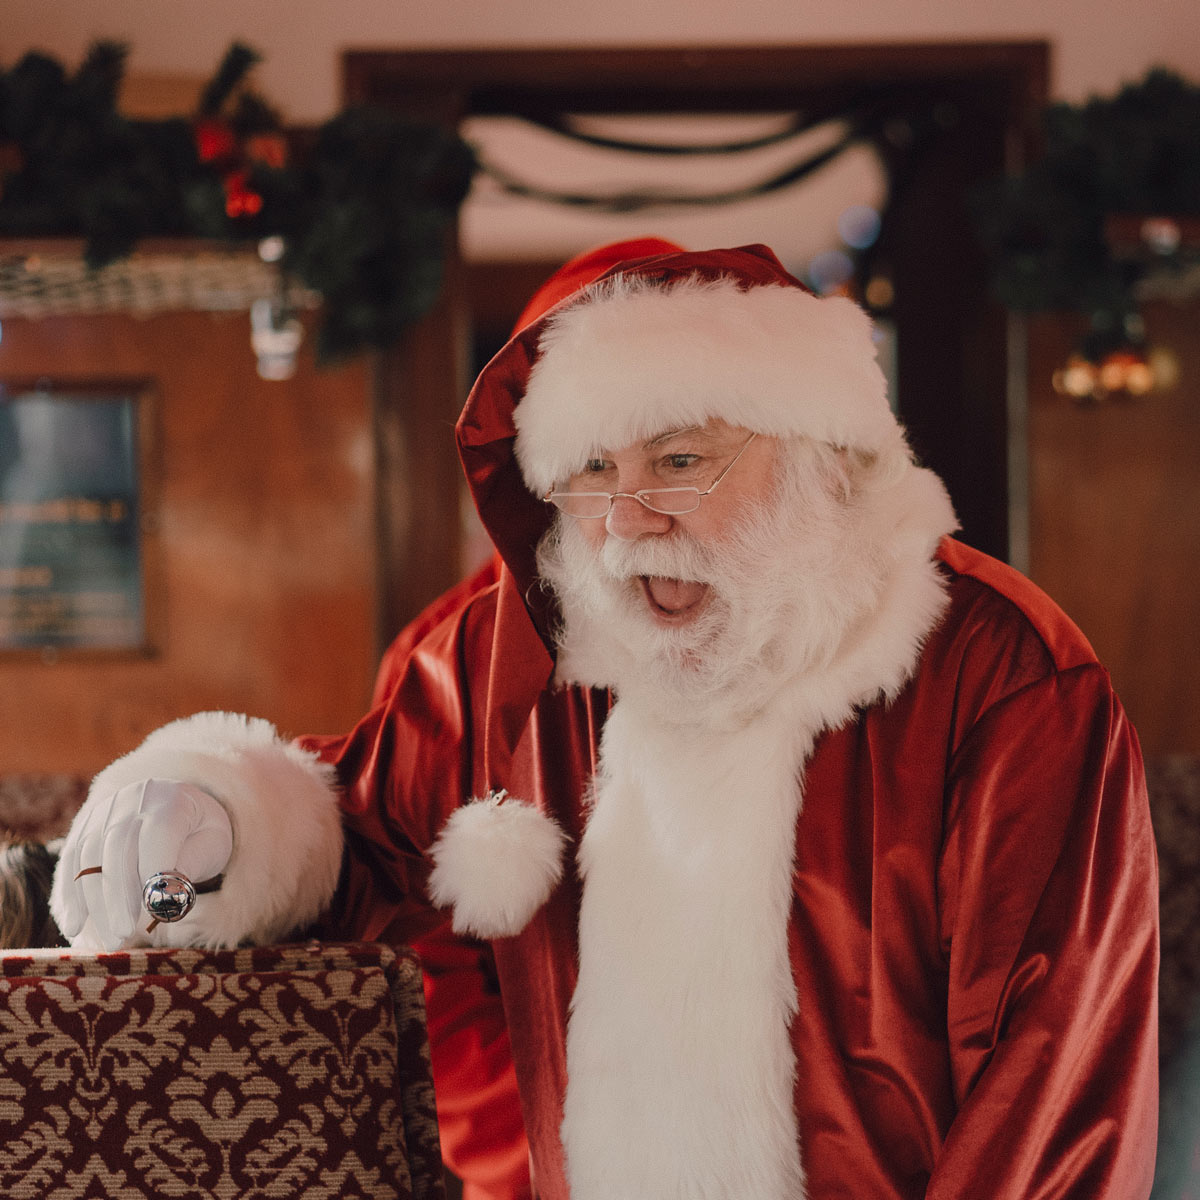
top-left (605, 492), bottom-right (674, 542)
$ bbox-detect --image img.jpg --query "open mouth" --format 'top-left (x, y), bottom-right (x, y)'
top-left (639, 575), bottom-right (711, 623)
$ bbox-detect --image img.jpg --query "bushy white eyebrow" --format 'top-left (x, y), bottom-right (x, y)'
top-left (581, 424), bottom-right (728, 466)
top-left (641, 425), bottom-right (707, 450)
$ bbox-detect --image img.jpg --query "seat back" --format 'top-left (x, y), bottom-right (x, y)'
top-left (0, 940), bottom-right (444, 1199)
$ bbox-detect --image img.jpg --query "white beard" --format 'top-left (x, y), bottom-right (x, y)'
top-left (537, 441), bottom-right (881, 732)
top-left (534, 444), bottom-right (957, 1199)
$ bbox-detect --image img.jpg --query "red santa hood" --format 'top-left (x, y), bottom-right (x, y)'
top-left (455, 240), bottom-right (905, 646)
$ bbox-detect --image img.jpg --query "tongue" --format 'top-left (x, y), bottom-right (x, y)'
top-left (644, 576), bottom-right (708, 613)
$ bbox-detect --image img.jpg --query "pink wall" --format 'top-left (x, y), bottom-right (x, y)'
top-left (2, 0), bottom-right (1197, 120)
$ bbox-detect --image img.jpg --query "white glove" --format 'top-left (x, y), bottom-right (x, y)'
top-left (53, 778), bottom-right (234, 951)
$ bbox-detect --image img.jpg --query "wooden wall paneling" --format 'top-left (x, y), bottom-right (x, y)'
top-left (1027, 303), bottom-right (1200, 755)
top-left (0, 304), bottom-right (377, 775)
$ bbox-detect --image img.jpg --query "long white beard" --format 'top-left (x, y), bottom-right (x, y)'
top-left (536, 442), bottom-right (880, 730)
top-left (535, 444), bottom-right (955, 1199)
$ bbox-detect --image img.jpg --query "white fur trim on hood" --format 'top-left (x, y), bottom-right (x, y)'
top-left (428, 790), bottom-right (568, 939)
top-left (513, 273), bottom-right (906, 496)
top-left (62, 711), bottom-right (343, 948)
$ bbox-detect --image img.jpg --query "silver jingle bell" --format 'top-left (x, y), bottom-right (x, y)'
top-left (142, 871), bottom-right (197, 923)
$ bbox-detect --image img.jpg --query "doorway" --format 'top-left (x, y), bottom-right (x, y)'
top-left (344, 42), bottom-right (1049, 638)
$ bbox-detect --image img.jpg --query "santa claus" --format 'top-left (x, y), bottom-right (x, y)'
top-left (52, 242), bottom-right (1158, 1199)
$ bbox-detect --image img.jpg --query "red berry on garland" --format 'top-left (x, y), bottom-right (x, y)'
top-left (223, 168), bottom-right (264, 218)
top-left (195, 118), bottom-right (237, 164)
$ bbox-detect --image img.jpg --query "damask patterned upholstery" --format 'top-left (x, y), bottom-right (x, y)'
top-left (0, 940), bottom-right (444, 1200)
top-left (1148, 754), bottom-right (1200, 1200)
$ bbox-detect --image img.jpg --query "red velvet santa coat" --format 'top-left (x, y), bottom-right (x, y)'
top-left (304, 246), bottom-right (1158, 1198)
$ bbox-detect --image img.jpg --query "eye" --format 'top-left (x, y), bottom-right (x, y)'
top-left (655, 450), bottom-right (705, 480)
top-left (664, 453), bottom-right (700, 470)
top-left (567, 457), bottom-right (615, 489)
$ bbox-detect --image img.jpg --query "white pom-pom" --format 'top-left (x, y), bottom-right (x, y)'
top-left (428, 792), bottom-right (568, 938)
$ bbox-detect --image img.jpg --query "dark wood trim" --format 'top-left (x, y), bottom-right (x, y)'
top-left (344, 42), bottom-right (1049, 113)
top-left (345, 42), bottom-right (1050, 637)
top-left (465, 260), bottom-right (564, 332)
top-left (369, 229), bottom-right (469, 650)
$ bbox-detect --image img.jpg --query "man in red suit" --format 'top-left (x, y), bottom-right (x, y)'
top-left (54, 241), bottom-right (1159, 1199)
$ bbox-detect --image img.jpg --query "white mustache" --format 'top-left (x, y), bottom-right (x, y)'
top-left (596, 531), bottom-right (721, 586)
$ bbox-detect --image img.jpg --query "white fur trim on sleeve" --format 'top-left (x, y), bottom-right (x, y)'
top-left (86, 711), bottom-right (343, 948)
top-left (428, 791), bottom-right (567, 939)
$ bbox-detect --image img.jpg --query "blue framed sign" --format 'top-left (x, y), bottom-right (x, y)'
top-left (0, 382), bottom-right (153, 652)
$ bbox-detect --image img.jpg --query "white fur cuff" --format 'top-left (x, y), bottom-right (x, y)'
top-left (83, 711), bottom-right (343, 948)
top-left (428, 792), bottom-right (567, 939)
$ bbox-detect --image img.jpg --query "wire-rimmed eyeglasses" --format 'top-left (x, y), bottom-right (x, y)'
top-left (543, 432), bottom-right (758, 519)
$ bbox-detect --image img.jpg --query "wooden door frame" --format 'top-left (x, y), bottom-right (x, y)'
top-left (343, 42), bottom-right (1050, 641)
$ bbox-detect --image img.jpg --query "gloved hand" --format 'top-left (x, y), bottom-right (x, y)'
top-left (52, 778), bottom-right (234, 951)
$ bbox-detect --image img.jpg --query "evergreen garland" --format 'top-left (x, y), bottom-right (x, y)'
top-left (10, 48), bottom-right (1193, 370)
top-left (0, 42), bottom-right (475, 361)
top-left (975, 68), bottom-right (1200, 357)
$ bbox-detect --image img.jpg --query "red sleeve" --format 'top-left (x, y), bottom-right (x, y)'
top-left (413, 919), bottom-right (532, 1200)
top-left (931, 664), bottom-right (1159, 1197)
top-left (299, 580), bottom-right (504, 944)
top-left (372, 556), bottom-right (502, 707)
